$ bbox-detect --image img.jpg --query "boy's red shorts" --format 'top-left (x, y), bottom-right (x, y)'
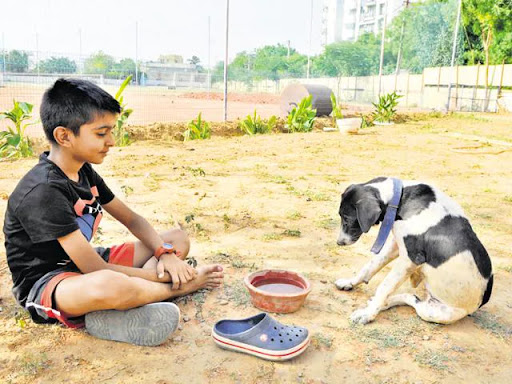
top-left (25, 243), bottom-right (135, 328)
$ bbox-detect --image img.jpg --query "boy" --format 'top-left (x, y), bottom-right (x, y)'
top-left (3, 78), bottom-right (223, 346)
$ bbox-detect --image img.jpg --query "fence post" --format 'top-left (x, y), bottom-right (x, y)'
top-left (455, 64), bottom-right (459, 110)
top-left (437, 66), bottom-right (441, 92)
top-left (354, 76), bottom-right (357, 102)
top-left (405, 72), bottom-right (410, 107)
top-left (420, 71), bottom-right (424, 108)
top-left (496, 60), bottom-right (505, 112)
top-left (472, 63), bottom-right (480, 111)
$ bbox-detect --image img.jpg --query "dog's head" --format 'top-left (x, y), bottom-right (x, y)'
top-left (337, 183), bottom-right (383, 246)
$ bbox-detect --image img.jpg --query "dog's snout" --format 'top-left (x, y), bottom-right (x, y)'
top-left (337, 239), bottom-right (347, 246)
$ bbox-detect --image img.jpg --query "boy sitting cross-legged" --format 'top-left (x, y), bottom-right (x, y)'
top-left (3, 78), bottom-right (223, 346)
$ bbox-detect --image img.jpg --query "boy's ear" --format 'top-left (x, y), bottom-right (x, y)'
top-left (53, 126), bottom-right (73, 147)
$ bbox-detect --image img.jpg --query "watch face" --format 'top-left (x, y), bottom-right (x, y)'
top-left (163, 243), bottom-right (174, 250)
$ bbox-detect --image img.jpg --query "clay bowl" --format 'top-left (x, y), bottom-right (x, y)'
top-left (244, 269), bottom-right (312, 313)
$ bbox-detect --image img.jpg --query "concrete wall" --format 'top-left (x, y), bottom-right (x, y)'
top-left (212, 64), bottom-right (511, 112)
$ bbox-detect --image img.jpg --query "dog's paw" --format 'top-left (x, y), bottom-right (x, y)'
top-left (349, 308), bottom-right (377, 325)
top-left (334, 278), bottom-right (354, 291)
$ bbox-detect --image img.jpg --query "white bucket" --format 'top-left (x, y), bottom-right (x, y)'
top-left (337, 118), bottom-right (361, 134)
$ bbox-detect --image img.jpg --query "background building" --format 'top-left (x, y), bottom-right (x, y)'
top-left (321, 0), bottom-right (414, 44)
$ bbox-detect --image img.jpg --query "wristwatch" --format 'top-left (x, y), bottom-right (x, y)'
top-left (154, 242), bottom-right (176, 260)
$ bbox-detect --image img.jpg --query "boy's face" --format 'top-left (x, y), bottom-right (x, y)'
top-left (70, 112), bottom-right (117, 164)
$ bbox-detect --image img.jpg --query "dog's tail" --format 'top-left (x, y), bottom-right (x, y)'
top-left (479, 274), bottom-right (493, 308)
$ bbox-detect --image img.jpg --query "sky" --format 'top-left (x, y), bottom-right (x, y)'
top-left (0, 0), bottom-right (325, 66)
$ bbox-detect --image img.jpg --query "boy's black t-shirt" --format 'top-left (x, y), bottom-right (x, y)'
top-left (3, 152), bottom-right (115, 307)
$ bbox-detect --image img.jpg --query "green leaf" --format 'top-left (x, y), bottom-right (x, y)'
top-left (115, 75), bottom-right (133, 100)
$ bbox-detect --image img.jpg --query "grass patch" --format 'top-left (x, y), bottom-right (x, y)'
top-left (262, 233), bottom-right (283, 241)
top-left (356, 327), bottom-right (405, 348)
top-left (19, 352), bottom-right (51, 376)
top-left (282, 229), bottom-right (301, 237)
top-left (312, 333), bottom-right (334, 349)
top-left (414, 349), bottom-right (452, 370)
top-left (472, 311), bottom-right (512, 339)
top-left (287, 211), bottom-right (303, 220)
top-left (209, 252), bottom-right (258, 270)
top-left (504, 195), bottom-right (512, 203)
top-left (449, 112), bottom-right (490, 122)
top-left (223, 280), bottom-right (251, 307)
top-left (316, 216), bottom-right (338, 230)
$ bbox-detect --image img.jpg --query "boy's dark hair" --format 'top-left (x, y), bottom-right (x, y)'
top-left (40, 78), bottom-right (121, 143)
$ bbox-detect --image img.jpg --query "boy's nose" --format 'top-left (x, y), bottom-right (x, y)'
top-left (106, 132), bottom-right (115, 146)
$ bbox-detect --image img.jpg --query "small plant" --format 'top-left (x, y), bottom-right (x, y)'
top-left (330, 92), bottom-right (343, 127)
top-left (372, 91), bottom-right (402, 124)
top-left (285, 95), bottom-right (316, 133)
top-left (114, 75), bottom-right (133, 146)
top-left (184, 112), bottom-right (211, 141)
top-left (186, 166), bottom-right (206, 177)
top-left (240, 110), bottom-right (276, 135)
top-left (283, 229), bottom-right (301, 237)
top-left (0, 100), bottom-right (36, 159)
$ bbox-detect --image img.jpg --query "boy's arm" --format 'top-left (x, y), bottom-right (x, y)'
top-left (102, 197), bottom-right (196, 288)
top-left (58, 229), bottom-right (169, 282)
top-left (102, 197), bottom-right (164, 255)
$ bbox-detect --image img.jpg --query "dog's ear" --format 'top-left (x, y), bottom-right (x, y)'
top-left (355, 198), bottom-right (382, 233)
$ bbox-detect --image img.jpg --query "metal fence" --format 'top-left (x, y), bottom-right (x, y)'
top-left (1, 0), bottom-right (509, 134)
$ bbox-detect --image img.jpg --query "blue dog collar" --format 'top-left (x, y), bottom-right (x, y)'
top-left (370, 178), bottom-right (403, 254)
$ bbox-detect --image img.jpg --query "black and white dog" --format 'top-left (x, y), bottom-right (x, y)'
top-left (335, 177), bottom-right (493, 325)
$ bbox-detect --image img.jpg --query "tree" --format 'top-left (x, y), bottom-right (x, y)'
top-left (39, 57), bottom-right (77, 73)
top-left (84, 51), bottom-right (115, 75)
top-left (188, 56), bottom-right (201, 66)
top-left (463, 0), bottom-right (512, 87)
top-left (5, 50), bottom-right (29, 73)
top-left (188, 55), bottom-right (204, 72)
top-left (386, 0), bottom-right (459, 73)
top-left (313, 34), bottom-right (382, 77)
top-left (108, 58), bottom-right (136, 79)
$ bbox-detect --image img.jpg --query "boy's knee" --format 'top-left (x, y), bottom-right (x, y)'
top-left (88, 270), bottom-right (139, 309)
top-left (162, 228), bottom-right (190, 259)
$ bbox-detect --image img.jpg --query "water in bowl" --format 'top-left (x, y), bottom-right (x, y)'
top-left (253, 278), bottom-right (305, 294)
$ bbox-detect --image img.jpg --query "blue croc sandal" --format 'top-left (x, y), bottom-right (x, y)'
top-left (212, 313), bottom-right (310, 361)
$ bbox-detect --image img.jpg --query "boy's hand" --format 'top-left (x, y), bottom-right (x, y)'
top-left (157, 253), bottom-right (197, 289)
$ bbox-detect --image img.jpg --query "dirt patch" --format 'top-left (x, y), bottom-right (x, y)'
top-left (180, 92), bottom-right (281, 104)
top-left (127, 117), bottom-right (335, 141)
top-left (1, 113), bottom-right (512, 383)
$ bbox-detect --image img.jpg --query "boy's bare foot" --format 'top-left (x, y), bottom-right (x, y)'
top-left (177, 264), bottom-right (224, 295)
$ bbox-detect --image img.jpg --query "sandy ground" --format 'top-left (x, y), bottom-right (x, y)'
top-left (0, 113), bottom-right (511, 383)
top-left (0, 85), bottom-right (281, 137)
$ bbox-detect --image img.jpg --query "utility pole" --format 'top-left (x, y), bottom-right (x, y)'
top-left (377, 0), bottom-right (388, 97)
top-left (79, 28), bottom-right (82, 75)
top-left (394, 0), bottom-right (410, 92)
top-left (2, 33), bottom-right (6, 76)
top-left (36, 32), bottom-right (40, 81)
top-left (208, 16), bottom-right (211, 95)
top-left (287, 40), bottom-right (291, 60)
top-left (446, 0), bottom-right (462, 112)
top-left (223, 0), bottom-right (230, 121)
top-left (135, 21), bottom-right (139, 85)
top-left (306, 0), bottom-right (313, 79)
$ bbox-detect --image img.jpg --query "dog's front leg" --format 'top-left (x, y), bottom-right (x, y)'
top-left (335, 238), bottom-right (398, 291)
top-left (350, 257), bottom-right (416, 324)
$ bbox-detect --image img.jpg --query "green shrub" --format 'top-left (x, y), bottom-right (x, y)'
top-left (184, 112), bottom-right (211, 141)
top-left (330, 92), bottom-right (343, 126)
top-left (285, 95), bottom-right (316, 133)
top-left (372, 92), bottom-right (402, 123)
top-left (240, 110), bottom-right (276, 135)
top-left (0, 100), bottom-right (36, 159)
top-left (113, 75), bottom-right (133, 146)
